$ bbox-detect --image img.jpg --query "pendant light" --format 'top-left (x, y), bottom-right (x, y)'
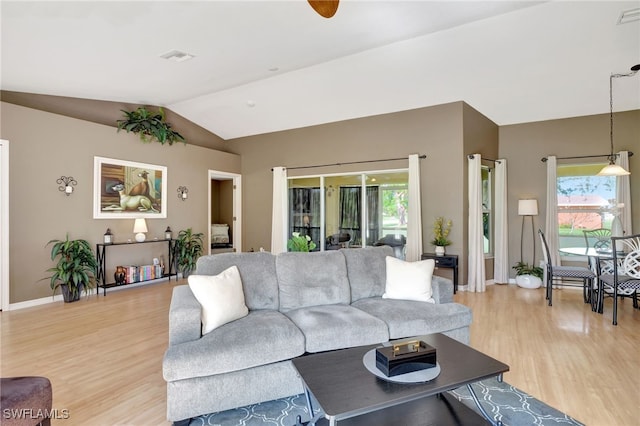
top-left (597, 64), bottom-right (639, 176)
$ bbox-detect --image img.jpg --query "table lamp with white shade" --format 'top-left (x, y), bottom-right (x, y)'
top-left (133, 218), bottom-right (148, 242)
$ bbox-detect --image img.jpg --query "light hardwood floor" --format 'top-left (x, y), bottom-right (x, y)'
top-left (1, 280), bottom-right (638, 425)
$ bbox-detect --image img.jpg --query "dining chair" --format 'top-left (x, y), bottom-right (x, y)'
top-left (538, 229), bottom-right (596, 307)
top-left (597, 233), bottom-right (640, 325)
top-left (582, 228), bottom-right (612, 253)
top-left (583, 228), bottom-right (613, 309)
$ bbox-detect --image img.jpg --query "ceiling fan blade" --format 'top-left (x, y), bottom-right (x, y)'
top-left (308, 0), bottom-right (339, 18)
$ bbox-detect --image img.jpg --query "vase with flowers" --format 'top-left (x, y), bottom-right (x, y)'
top-left (431, 217), bottom-right (452, 256)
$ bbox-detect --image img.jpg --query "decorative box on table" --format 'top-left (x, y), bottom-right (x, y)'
top-left (375, 340), bottom-right (437, 377)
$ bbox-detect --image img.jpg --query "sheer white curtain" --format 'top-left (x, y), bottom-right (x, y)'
top-left (468, 154), bottom-right (486, 292)
top-left (493, 159), bottom-right (509, 283)
top-left (544, 156), bottom-right (561, 267)
top-left (271, 167), bottom-right (288, 254)
top-left (616, 151), bottom-right (632, 235)
top-left (406, 154), bottom-right (423, 261)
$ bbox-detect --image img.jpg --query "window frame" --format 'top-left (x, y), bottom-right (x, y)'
top-left (555, 162), bottom-right (616, 251)
top-left (287, 168), bottom-right (408, 251)
top-left (481, 165), bottom-right (493, 256)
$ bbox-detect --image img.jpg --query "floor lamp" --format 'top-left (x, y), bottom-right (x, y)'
top-left (518, 199), bottom-right (538, 265)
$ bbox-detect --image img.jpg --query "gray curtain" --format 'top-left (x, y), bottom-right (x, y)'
top-left (339, 186), bottom-right (379, 246)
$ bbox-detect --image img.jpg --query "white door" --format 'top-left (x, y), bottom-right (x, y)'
top-left (0, 140), bottom-right (9, 310)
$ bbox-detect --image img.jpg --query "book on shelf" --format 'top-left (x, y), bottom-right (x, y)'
top-left (124, 265), bottom-right (138, 284)
top-left (122, 264), bottom-right (165, 284)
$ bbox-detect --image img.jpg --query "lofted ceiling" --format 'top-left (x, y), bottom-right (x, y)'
top-left (1, 1), bottom-right (639, 142)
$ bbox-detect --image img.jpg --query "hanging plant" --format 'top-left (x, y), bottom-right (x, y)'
top-left (117, 106), bottom-right (185, 145)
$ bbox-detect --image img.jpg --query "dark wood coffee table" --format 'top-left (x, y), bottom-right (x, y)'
top-left (291, 333), bottom-right (509, 426)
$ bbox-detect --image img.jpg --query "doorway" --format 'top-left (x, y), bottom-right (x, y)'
top-left (208, 170), bottom-right (242, 254)
top-left (1, 140), bottom-right (9, 310)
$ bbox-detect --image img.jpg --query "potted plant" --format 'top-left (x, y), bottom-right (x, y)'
top-left (431, 216), bottom-right (452, 256)
top-left (43, 235), bottom-right (97, 302)
top-left (116, 106), bottom-right (185, 145)
top-left (512, 261), bottom-right (544, 289)
top-left (287, 232), bottom-right (317, 252)
top-left (175, 228), bottom-right (204, 277)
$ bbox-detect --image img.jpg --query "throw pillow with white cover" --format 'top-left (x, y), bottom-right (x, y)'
top-left (383, 256), bottom-right (435, 303)
top-left (211, 224), bottom-right (230, 244)
top-left (188, 265), bottom-right (249, 334)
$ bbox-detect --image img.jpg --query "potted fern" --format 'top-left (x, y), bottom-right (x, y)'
top-left (175, 228), bottom-right (204, 278)
top-left (287, 232), bottom-right (317, 252)
top-left (43, 235), bottom-right (97, 302)
top-left (117, 106), bottom-right (185, 145)
top-left (512, 261), bottom-right (543, 289)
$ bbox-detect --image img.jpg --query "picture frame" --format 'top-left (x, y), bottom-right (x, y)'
top-left (93, 156), bottom-right (167, 219)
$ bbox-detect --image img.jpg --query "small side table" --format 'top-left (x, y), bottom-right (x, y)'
top-left (422, 253), bottom-right (459, 294)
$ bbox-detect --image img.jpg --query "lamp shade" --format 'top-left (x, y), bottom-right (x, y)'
top-left (133, 218), bottom-right (148, 233)
top-left (133, 218), bottom-right (148, 242)
top-left (518, 199), bottom-right (538, 216)
top-left (597, 163), bottom-right (630, 176)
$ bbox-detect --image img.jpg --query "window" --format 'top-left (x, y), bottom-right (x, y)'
top-left (288, 170), bottom-right (409, 253)
top-left (380, 185), bottom-right (408, 238)
top-left (481, 166), bottom-right (492, 255)
top-left (556, 163), bottom-right (616, 249)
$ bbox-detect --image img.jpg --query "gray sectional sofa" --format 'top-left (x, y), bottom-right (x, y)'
top-left (162, 246), bottom-right (472, 423)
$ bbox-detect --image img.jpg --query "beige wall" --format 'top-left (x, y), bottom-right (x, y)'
top-left (229, 101), bottom-right (499, 284)
top-left (1, 102), bottom-right (240, 303)
top-left (462, 103), bottom-right (500, 282)
top-left (500, 110), bottom-right (639, 276)
top-left (6, 97), bottom-right (634, 302)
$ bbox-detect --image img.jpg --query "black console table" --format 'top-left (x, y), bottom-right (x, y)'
top-left (421, 253), bottom-right (459, 294)
top-left (96, 239), bottom-right (177, 296)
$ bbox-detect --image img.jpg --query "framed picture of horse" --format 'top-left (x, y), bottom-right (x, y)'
top-left (93, 156), bottom-right (167, 219)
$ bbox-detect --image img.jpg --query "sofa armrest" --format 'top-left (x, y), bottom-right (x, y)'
top-left (168, 285), bottom-right (202, 346)
top-left (431, 276), bottom-right (454, 304)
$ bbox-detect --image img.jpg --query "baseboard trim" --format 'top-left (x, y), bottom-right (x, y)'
top-left (6, 278), bottom-right (173, 311)
top-left (8, 293), bottom-right (63, 310)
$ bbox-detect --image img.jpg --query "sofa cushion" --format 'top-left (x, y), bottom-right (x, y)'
top-left (341, 246), bottom-right (393, 302)
top-left (284, 304), bottom-right (389, 353)
top-left (163, 310), bottom-right (305, 381)
top-left (276, 251), bottom-right (350, 312)
top-left (383, 256), bottom-right (435, 303)
top-left (188, 266), bottom-right (249, 335)
top-left (196, 252), bottom-right (279, 310)
top-left (352, 298), bottom-right (472, 339)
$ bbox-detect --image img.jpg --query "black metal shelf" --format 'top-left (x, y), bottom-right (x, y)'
top-left (96, 239), bottom-right (177, 296)
top-left (99, 273), bottom-right (177, 289)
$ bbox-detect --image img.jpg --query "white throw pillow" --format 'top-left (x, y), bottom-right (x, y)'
top-left (383, 256), bottom-right (435, 303)
top-left (188, 266), bottom-right (249, 335)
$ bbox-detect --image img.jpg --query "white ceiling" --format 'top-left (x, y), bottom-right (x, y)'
top-left (2, 1), bottom-right (639, 140)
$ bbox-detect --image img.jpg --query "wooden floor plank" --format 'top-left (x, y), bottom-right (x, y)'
top-left (1, 280), bottom-right (638, 425)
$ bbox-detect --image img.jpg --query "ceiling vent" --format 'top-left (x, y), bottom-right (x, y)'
top-left (159, 50), bottom-right (195, 63)
top-left (618, 8), bottom-right (640, 24)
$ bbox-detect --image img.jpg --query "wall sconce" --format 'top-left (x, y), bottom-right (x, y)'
top-left (57, 176), bottom-right (77, 196)
top-left (177, 186), bottom-right (188, 201)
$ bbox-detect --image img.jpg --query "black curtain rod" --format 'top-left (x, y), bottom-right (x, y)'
top-left (274, 154), bottom-right (426, 171)
top-left (467, 154), bottom-right (501, 163)
top-left (541, 152), bottom-right (634, 162)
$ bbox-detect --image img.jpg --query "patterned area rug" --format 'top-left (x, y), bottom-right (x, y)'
top-left (189, 378), bottom-right (583, 426)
